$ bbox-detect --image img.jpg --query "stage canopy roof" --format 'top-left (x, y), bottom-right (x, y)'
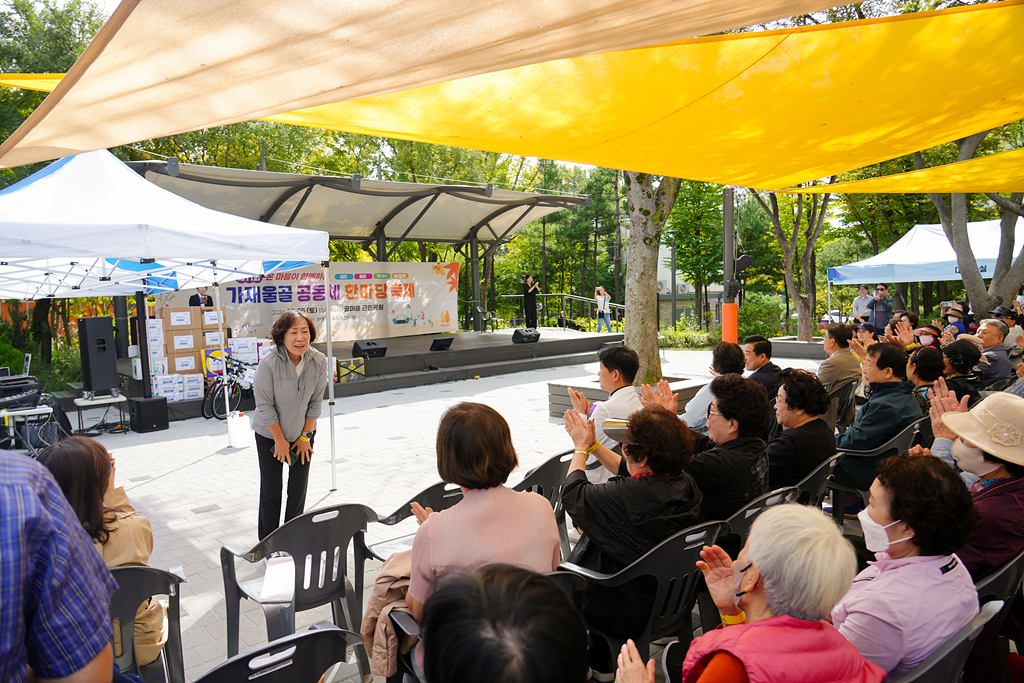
top-left (123, 159), bottom-right (586, 254)
top-left (2, 1), bottom-right (1024, 190)
top-left (827, 219), bottom-right (1024, 285)
top-left (0, 150), bottom-right (329, 299)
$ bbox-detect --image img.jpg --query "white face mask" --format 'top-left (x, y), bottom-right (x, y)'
top-left (948, 316), bottom-right (959, 324)
top-left (951, 438), bottom-right (1001, 477)
top-left (857, 508), bottom-right (914, 553)
top-left (919, 335), bottom-right (935, 346)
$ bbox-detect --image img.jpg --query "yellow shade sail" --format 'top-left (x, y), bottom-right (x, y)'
top-left (4, 1), bottom-right (1024, 189)
top-left (782, 146), bottom-right (1024, 194)
top-left (0, 0), bottom-right (844, 171)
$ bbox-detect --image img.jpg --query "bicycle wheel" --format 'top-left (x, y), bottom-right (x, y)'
top-left (211, 382), bottom-right (242, 420)
top-left (202, 381), bottom-right (220, 419)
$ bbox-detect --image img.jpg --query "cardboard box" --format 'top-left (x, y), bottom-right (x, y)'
top-left (147, 344), bottom-right (167, 359)
top-left (145, 319), bottom-right (164, 335)
top-left (183, 374), bottom-right (204, 390)
top-left (231, 351), bottom-right (258, 365)
top-left (257, 340), bottom-right (276, 361)
top-left (161, 307), bottom-right (197, 330)
top-left (149, 357), bottom-right (169, 376)
top-left (200, 307), bottom-right (226, 330)
top-left (170, 352), bottom-right (199, 373)
top-left (229, 337), bottom-right (258, 353)
top-left (203, 331), bottom-right (224, 348)
top-left (171, 332), bottom-right (197, 351)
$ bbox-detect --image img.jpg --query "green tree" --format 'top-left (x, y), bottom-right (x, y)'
top-left (664, 180), bottom-right (724, 329)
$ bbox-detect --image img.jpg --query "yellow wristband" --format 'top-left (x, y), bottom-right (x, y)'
top-left (587, 441), bottom-right (600, 454)
top-left (720, 611), bottom-right (747, 625)
top-left (299, 435), bottom-right (310, 442)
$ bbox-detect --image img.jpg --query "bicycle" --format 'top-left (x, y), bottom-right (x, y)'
top-left (202, 357), bottom-right (256, 420)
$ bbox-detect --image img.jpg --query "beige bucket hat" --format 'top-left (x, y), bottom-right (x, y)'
top-left (943, 392), bottom-right (1024, 465)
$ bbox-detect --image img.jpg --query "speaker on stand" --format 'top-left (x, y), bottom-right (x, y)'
top-left (78, 317), bottom-right (119, 398)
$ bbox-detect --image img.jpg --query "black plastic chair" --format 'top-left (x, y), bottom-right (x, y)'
top-left (512, 449), bottom-right (574, 559)
top-left (985, 377), bottom-right (1015, 392)
top-left (109, 565), bottom-right (186, 683)
top-left (368, 481), bottom-right (464, 560)
top-left (193, 623), bottom-right (363, 683)
top-left (475, 305), bottom-right (498, 332)
top-left (794, 452), bottom-right (844, 507)
top-left (887, 600), bottom-right (1002, 683)
top-left (827, 416), bottom-right (928, 526)
top-left (823, 377), bottom-right (859, 434)
top-left (560, 520), bottom-right (725, 668)
top-left (220, 502), bottom-right (377, 679)
top-left (973, 546), bottom-right (1024, 683)
top-left (545, 569), bottom-right (589, 601)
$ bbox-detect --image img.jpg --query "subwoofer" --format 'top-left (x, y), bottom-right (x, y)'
top-left (353, 339), bottom-right (387, 358)
top-left (128, 396), bottom-right (169, 433)
top-left (512, 328), bottom-right (540, 344)
top-left (79, 317), bottom-right (118, 392)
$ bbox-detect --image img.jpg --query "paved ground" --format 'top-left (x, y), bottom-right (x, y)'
top-left (78, 348), bottom-right (821, 682)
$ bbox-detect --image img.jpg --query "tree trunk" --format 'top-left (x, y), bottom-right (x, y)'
top-left (31, 298), bottom-right (53, 364)
top-left (624, 172), bottom-right (682, 384)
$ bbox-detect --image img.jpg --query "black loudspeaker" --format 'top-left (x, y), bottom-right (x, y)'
top-left (128, 396), bottom-right (169, 433)
top-left (512, 328), bottom-right (541, 344)
top-left (353, 339), bottom-right (387, 358)
top-left (79, 317), bottom-right (118, 392)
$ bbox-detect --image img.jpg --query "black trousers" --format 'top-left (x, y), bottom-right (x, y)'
top-left (255, 432), bottom-right (312, 540)
top-left (525, 298), bottom-right (537, 328)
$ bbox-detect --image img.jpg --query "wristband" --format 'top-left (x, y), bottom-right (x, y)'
top-left (299, 435), bottom-right (310, 442)
top-left (720, 611), bottom-right (747, 625)
top-left (587, 441), bottom-right (600, 454)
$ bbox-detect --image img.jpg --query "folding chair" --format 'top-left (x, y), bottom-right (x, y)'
top-left (823, 377), bottom-right (859, 434)
top-left (367, 481), bottom-right (464, 560)
top-left (972, 546), bottom-right (1024, 683)
top-left (512, 449), bottom-right (574, 559)
top-left (109, 566), bottom-right (186, 683)
top-left (794, 453), bottom-right (844, 508)
top-left (887, 601), bottom-right (1002, 683)
top-left (220, 503), bottom-right (376, 679)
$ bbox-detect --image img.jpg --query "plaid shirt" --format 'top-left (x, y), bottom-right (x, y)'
top-left (0, 450), bottom-right (117, 682)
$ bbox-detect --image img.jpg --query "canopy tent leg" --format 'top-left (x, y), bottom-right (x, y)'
top-left (828, 280), bottom-right (832, 323)
top-left (212, 265), bottom-right (232, 444)
top-left (323, 261), bottom-right (337, 492)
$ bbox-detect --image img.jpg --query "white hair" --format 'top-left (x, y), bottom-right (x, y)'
top-left (747, 504), bottom-right (856, 622)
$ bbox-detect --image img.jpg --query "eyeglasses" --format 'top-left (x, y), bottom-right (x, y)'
top-left (875, 288), bottom-right (886, 292)
top-left (707, 405), bottom-right (723, 418)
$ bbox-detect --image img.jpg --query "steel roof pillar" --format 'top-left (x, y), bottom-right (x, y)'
top-left (470, 231), bottom-right (482, 332)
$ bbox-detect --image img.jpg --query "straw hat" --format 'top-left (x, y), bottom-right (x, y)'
top-left (947, 305), bottom-right (964, 319)
top-left (943, 393), bottom-right (1024, 465)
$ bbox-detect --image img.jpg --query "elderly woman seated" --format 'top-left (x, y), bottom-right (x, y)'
top-left (617, 504), bottom-right (885, 683)
top-left (563, 405), bottom-right (702, 679)
top-left (941, 338), bottom-right (983, 406)
top-left (767, 369), bottom-right (835, 488)
top-left (831, 454), bottom-right (979, 678)
top-left (906, 346), bottom-right (944, 411)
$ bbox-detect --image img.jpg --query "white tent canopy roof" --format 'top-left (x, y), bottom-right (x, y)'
top-left (827, 219), bottom-right (1024, 285)
top-left (126, 159), bottom-right (586, 252)
top-left (0, 150), bottom-right (329, 299)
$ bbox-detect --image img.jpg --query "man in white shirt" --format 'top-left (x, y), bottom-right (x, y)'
top-left (851, 284), bottom-right (873, 323)
top-left (568, 345), bottom-right (643, 483)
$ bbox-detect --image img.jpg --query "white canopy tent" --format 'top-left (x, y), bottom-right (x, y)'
top-left (0, 151), bottom-right (348, 488)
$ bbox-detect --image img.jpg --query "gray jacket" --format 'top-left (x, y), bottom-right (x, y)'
top-left (252, 344), bottom-right (329, 442)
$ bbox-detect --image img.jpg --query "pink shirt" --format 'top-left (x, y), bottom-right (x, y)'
top-left (408, 485), bottom-right (561, 604)
top-left (831, 552), bottom-right (979, 678)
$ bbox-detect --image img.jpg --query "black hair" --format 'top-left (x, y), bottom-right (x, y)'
top-left (984, 454), bottom-right (1024, 478)
top-left (742, 335), bottom-right (772, 360)
top-left (598, 345), bottom-right (639, 384)
top-left (778, 369), bottom-right (830, 416)
top-left (709, 374), bottom-right (769, 438)
top-left (943, 339), bottom-right (982, 375)
top-left (825, 324), bottom-right (853, 348)
top-left (711, 341), bottom-right (745, 375)
top-left (908, 346), bottom-right (944, 383)
top-left (866, 342), bottom-right (908, 380)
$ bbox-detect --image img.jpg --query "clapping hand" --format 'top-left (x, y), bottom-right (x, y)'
top-left (640, 379), bottom-right (678, 413)
top-left (616, 640), bottom-right (656, 683)
top-left (567, 388), bottom-right (592, 416)
top-left (926, 377), bottom-right (969, 441)
top-left (696, 545), bottom-right (741, 616)
top-left (849, 337), bottom-right (868, 359)
top-left (563, 408), bottom-right (597, 451)
top-left (410, 501), bottom-right (435, 526)
top-left (894, 320), bottom-right (916, 347)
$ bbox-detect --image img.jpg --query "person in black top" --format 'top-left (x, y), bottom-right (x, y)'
top-left (561, 405), bottom-right (702, 666)
top-left (523, 275), bottom-right (540, 328)
top-left (767, 369), bottom-right (836, 488)
top-left (188, 286), bottom-right (213, 307)
top-left (941, 338), bottom-right (983, 406)
top-left (742, 335), bottom-right (782, 400)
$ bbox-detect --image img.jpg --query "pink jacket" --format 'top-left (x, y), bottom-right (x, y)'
top-left (360, 550), bottom-right (413, 677)
top-left (682, 615), bottom-right (886, 683)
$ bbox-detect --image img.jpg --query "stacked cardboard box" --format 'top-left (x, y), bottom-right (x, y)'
top-left (151, 373), bottom-right (184, 403)
top-left (158, 306), bottom-right (231, 376)
top-left (229, 337), bottom-right (260, 365)
top-left (183, 374), bottom-right (204, 401)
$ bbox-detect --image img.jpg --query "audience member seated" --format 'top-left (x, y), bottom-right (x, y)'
top-left (682, 341), bottom-right (745, 430)
top-left (567, 345), bottom-right (643, 482)
top-left (941, 304), bottom-right (968, 337)
top-left (976, 318), bottom-right (1012, 387)
top-left (742, 336), bottom-right (782, 400)
top-left (687, 375), bottom-right (770, 522)
top-left (37, 436), bottom-right (168, 668)
top-left (914, 324), bottom-right (943, 350)
top-left (422, 565), bottom-right (589, 683)
top-left (407, 403), bottom-right (561, 628)
top-left (990, 305), bottom-right (1023, 354)
top-left (767, 370), bottom-right (835, 488)
top-left (833, 343), bottom-right (924, 491)
top-left (1006, 360), bottom-right (1024, 399)
top-left (562, 406), bottom-right (702, 677)
top-left (817, 323), bottom-right (862, 388)
top-left (941, 338), bottom-right (983, 406)
top-left (831, 454), bottom-right (979, 678)
top-left (1, 448), bottom-right (118, 683)
top-left (616, 504), bottom-right (885, 683)
top-left (906, 346), bottom-right (944, 411)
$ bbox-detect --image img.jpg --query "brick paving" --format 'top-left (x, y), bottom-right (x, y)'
top-left (78, 348), bottom-right (820, 682)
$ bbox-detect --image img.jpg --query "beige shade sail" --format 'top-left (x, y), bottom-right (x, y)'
top-left (0, 0), bottom-right (846, 170)
top-left (782, 146), bottom-right (1024, 194)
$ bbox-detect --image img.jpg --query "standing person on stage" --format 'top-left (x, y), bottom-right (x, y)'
top-left (251, 311), bottom-right (329, 540)
top-left (188, 286), bottom-right (213, 307)
top-left (523, 275), bottom-right (540, 329)
top-left (595, 286), bottom-right (612, 333)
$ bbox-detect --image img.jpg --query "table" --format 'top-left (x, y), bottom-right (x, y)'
top-left (1, 405), bottom-right (54, 456)
top-left (73, 394), bottom-right (128, 433)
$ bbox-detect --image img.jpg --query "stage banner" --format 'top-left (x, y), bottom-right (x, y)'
top-left (154, 262), bottom-right (460, 342)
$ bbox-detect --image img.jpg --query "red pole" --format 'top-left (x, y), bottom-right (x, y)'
top-left (722, 303), bottom-right (739, 343)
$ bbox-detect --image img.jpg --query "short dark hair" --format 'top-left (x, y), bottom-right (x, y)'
top-left (778, 369), bottom-right (830, 416)
top-left (623, 405), bottom-right (694, 475)
top-left (874, 455), bottom-right (978, 556)
top-left (37, 436), bottom-right (116, 545)
top-left (876, 283), bottom-right (888, 290)
top-left (908, 347), bottom-right (944, 383)
top-left (710, 374), bottom-right (769, 438)
top-left (711, 341), bottom-right (745, 375)
top-left (270, 310), bottom-right (317, 347)
top-left (742, 335), bottom-right (772, 359)
top-left (895, 310), bottom-right (920, 328)
top-left (825, 324), bottom-right (852, 348)
top-left (866, 342), bottom-right (908, 380)
top-left (436, 403), bottom-right (518, 489)
top-left (598, 345), bottom-right (639, 384)
top-left (422, 565), bottom-right (589, 683)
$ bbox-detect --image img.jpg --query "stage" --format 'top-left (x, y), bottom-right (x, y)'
top-left (317, 327), bottom-right (624, 397)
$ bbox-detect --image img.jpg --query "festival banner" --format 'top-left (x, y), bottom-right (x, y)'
top-left (154, 262), bottom-right (459, 342)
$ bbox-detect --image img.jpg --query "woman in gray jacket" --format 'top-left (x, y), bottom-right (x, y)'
top-left (252, 310), bottom-right (329, 539)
